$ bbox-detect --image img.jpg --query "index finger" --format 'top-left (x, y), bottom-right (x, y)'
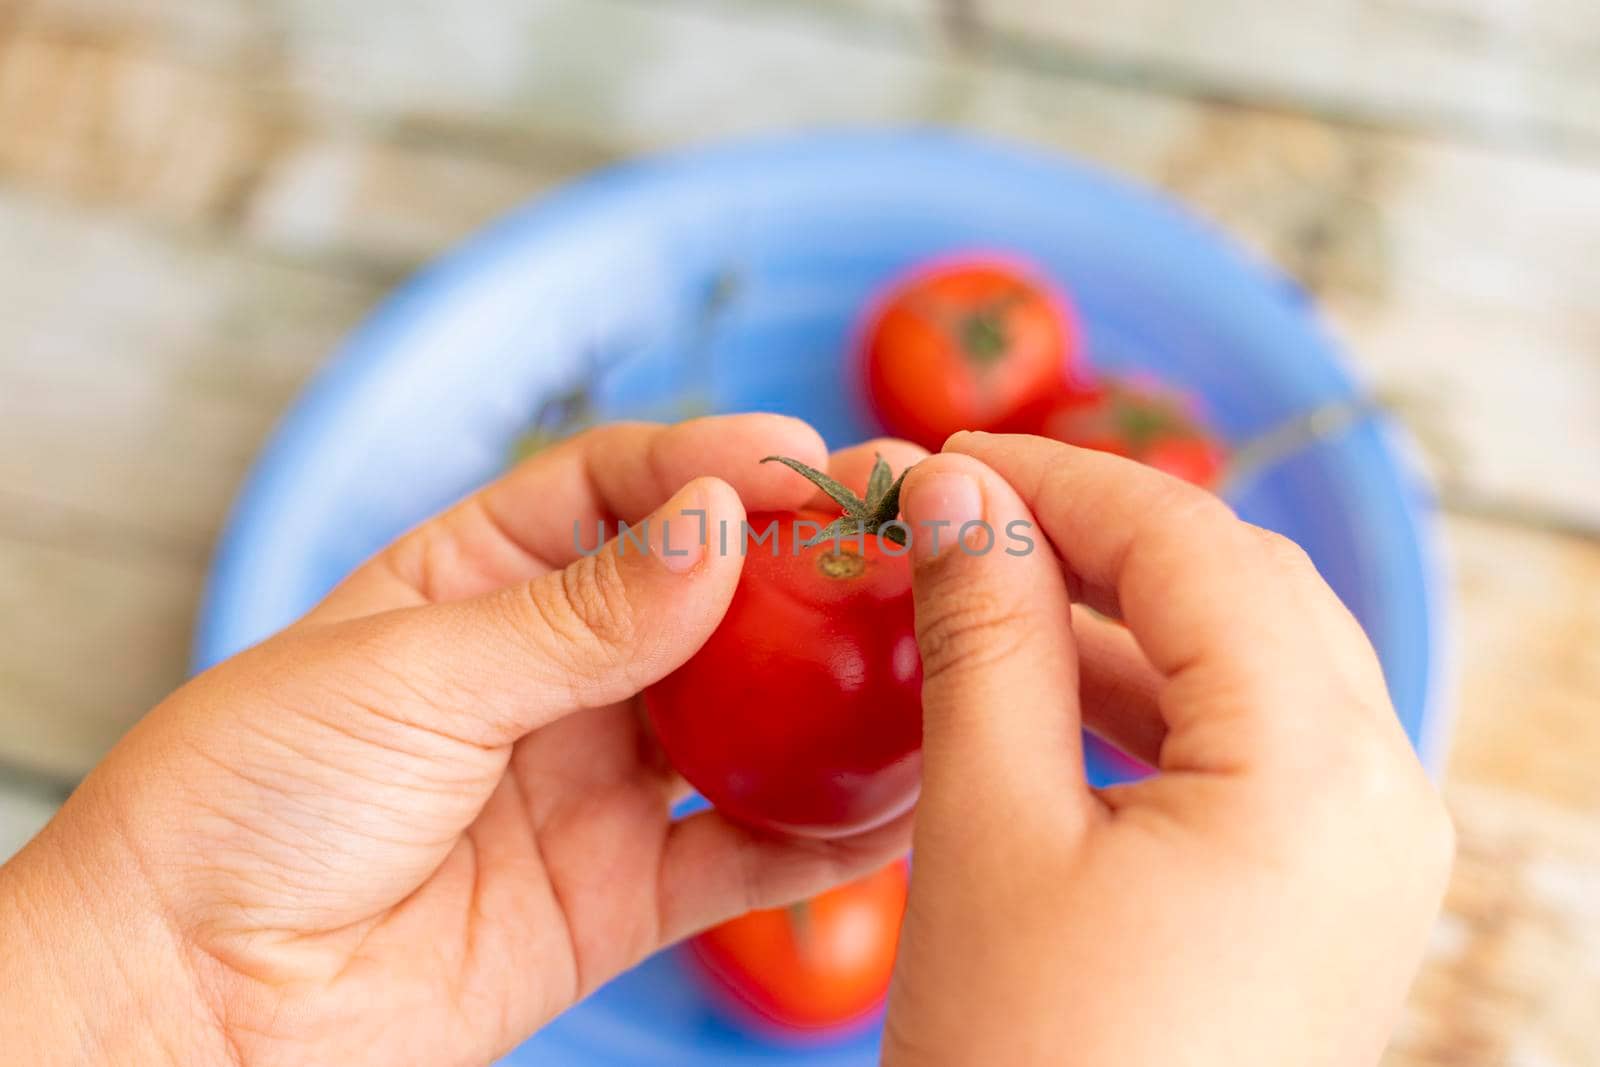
top-left (307, 414), bottom-right (829, 624)
top-left (945, 431), bottom-right (1399, 773)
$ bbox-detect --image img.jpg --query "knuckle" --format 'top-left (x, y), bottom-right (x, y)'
top-left (1290, 720), bottom-right (1439, 825)
top-left (1128, 487), bottom-right (1235, 565)
top-left (1335, 735), bottom-right (1406, 808)
top-left (1294, 718), bottom-right (1403, 808)
top-left (915, 589), bottom-right (1033, 684)
top-left (1149, 477), bottom-right (1233, 526)
top-left (1340, 752), bottom-right (1457, 887)
top-left (1247, 524), bottom-right (1317, 578)
top-left (527, 551), bottom-right (638, 666)
top-left (560, 551), bottom-right (638, 651)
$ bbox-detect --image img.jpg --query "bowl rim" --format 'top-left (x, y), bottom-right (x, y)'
top-left (193, 127), bottom-right (1453, 773)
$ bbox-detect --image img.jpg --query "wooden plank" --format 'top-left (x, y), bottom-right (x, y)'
top-left (4, 4), bottom-right (1598, 530)
top-left (0, 18), bottom-right (284, 228)
top-left (7, 0), bottom-right (269, 67)
top-left (986, 0), bottom-right (1600, 151)
top-left (1442, 515), bottom-right (1600, 815)
top-left (1154, 111), bottom-right (1600, 526)
top-left (0, 21), bottom-right (601, 268)
top-left (0, 531), bottom-right (199, 778)
top-left (1391, 784), bottom-right (1600, 1066)
top-left (806, 0), bottom-right (1600, 152)
top-left (241, 131), bottom-right (604, 268)
top-left (1382, 513), bottom-right (1600, 1065)
top-left (0, 190), bottom-right (388, 550)
top-left (37, 0), bottom-right (1599, 158)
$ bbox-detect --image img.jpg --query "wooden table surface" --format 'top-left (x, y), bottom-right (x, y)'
top-left (2, 1), bottom-right (1597, 1061)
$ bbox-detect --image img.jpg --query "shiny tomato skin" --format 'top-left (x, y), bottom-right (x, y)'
top-left (688, 861), bottom-right (909, 1032)
top-left (862, 257), bottom-right (1081, 451)
top-left (645, 510), bottom-right (922, 839)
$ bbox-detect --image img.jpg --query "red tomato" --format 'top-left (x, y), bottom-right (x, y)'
top-left (645, 509), bottom-right (922, 838)
top-left (1011, 377), bottom-right (1228, 488)
top-left (861, 257), bottom-right (1082, 451)
top-left (688, 861), bottom-right (909, 1033)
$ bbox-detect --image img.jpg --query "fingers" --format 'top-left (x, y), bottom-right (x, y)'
top-left (311, 476), bottom-right (749, 750)
top-left (309, 414), bottom-right (828, 623)
top-left (897, 453), bottom-right (1093, 825)
top-left (655, 809), bottom-right (913, 944)
top-left (945, 432), bottom-right (1402, 774)
top-left (1073, 606), bottom-right (1166, 766)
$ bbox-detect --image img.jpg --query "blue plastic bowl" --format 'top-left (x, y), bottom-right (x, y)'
top-left (195, 130), bottom-right (1450, 1066)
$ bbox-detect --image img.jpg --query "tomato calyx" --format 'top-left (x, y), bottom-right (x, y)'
top-left (956, 292), bottom-right (1028, 366)
top-left (1108, 387), bottom-right (1198, 451)
top-left (959, 308), bottom-right (1010, 364)
top-left (908, 286), bottom-right (1031, 368)
top-left (760, 453), bottom-right (913, 547)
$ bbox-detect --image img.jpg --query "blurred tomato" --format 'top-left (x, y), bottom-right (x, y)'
top-left (687, 860), bottom-right (909, 1033)
top-left (1008, 377), bottom-right (1227, 488)
top-left (861, 257), bottom-right (1081, 450)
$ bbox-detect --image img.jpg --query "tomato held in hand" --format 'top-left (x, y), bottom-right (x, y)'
top-left (1008, 377), bottom-right (1228, 488)
top-left (645, 457), bottom-right (922, 839)
top-left (861, 256), bottom-right (1082, 451)
top-left (688, 860), bottom-right (909, 1033)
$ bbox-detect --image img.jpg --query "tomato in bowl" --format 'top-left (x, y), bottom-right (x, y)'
top-left (687, 861), bottom-right (909, 1037)
top-left (860, 255), bottom-right (1086, 451)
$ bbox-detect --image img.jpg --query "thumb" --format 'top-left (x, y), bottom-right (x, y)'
top-left (900, 455), bottom-right (1091, 823)
top-left (317, 475), bottom-right (746, 749)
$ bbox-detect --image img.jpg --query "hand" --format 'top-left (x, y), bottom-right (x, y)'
top-left (884, 432), bottom-right (1454, 1067)
top-left (0, 414), bottom-right (915, 1066)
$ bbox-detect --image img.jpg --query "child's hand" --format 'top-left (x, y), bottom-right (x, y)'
top-left (885, 432), bottom-right (1453, 1067)
top-left (0, 414), bottom-right (917, 1066)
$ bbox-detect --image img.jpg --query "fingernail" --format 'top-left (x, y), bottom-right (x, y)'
top-left (904, 472), bottom-right (983, 563)
top-left (653, 482), bottom-right (709, 574)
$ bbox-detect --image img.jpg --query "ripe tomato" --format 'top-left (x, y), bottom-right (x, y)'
top-left (687, 860), bottom-right (909, 1033)
top-left (645, 507), bottom-right (922, 838)
top-left (861, 256), bottom-right (1082, 451)
top-left (1009, 377), bottom-right (1228, 488)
